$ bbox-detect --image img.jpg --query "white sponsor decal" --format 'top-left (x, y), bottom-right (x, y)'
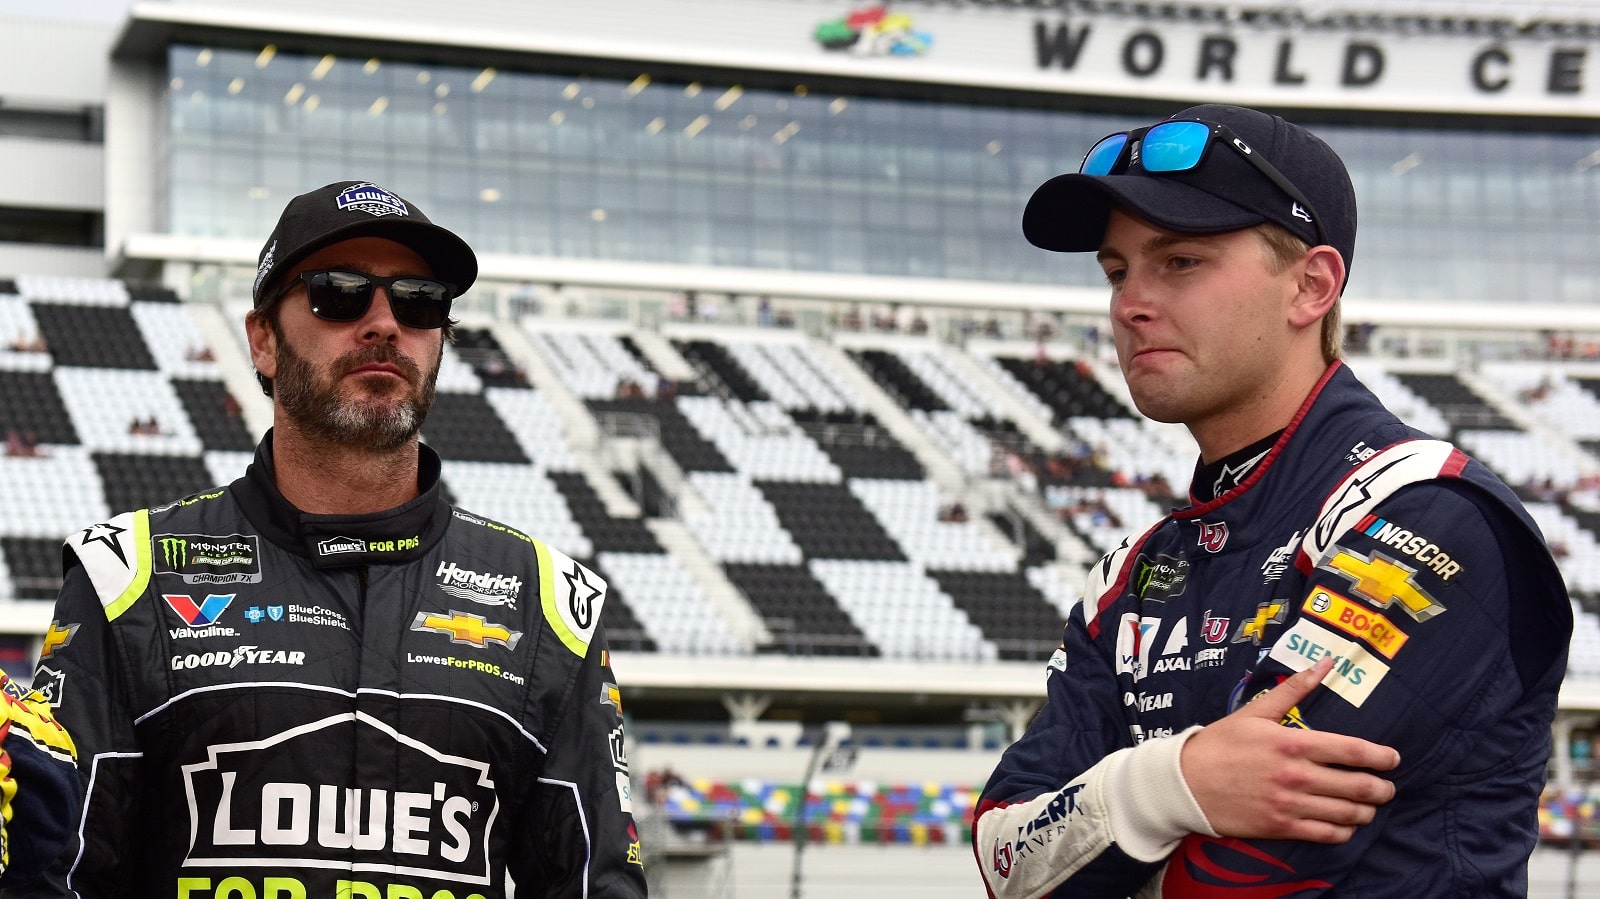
top-left (436, 560), bottom-right (523, 609)
top-left (1267, 619), bottom-right (1390, 708)
top-left (180, 712), bottom-right (499, 883)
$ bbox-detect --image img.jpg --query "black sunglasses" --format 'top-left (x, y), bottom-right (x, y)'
top-left (271, 270), bottom-right (457, 329)
top-left (1080, 118), bottom-right (1327, 248)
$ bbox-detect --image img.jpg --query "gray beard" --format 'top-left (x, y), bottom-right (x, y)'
top-left (273, 336), bottom-right (440, 451)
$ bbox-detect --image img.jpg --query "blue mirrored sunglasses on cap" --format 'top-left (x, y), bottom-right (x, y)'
top-left (1079, 119), bottom-right (1327, 248)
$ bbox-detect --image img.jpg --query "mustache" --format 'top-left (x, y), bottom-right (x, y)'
top-left (334, 344), bottom-right (421, 383)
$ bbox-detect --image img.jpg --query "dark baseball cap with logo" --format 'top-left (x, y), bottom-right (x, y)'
top-left (250, 181), bottom-right (478, 308)
top-left (1022, 104), bottom-right (1356, 286)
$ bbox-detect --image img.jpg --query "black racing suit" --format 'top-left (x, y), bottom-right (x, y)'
top-left (976, 362), bottom-right (1571, 898)
top-left (12, 432), bottom-right (646, 899)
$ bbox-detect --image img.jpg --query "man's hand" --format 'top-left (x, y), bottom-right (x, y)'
top-left (1181, 657), bottom-right (1400, 844)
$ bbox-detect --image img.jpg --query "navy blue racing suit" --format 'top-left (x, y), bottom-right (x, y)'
top-left (976, 362), bottom-right (1571, 898)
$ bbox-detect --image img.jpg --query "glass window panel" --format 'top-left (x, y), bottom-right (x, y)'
top-left (164, 44), bottom-right (1600, 297)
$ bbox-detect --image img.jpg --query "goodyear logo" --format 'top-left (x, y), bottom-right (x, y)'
top-left (410, 610), bottom-right (522, 650)
top-left (1303, 587), bottom-right (1409, 659)
top-left (1320, 547), bottom-right (1445, 621)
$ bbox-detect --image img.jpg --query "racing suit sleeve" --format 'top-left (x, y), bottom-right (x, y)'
top-left (1158, 481), bottom-right (1570, 896)
top-left (511, 624), bottom-right (646, 898)
top-left (0, 672), bottom-right (78, 889)
top-left (1, 563), bottom-right (143, 898)
top-left (974, 598), bottom-right (1218, 899)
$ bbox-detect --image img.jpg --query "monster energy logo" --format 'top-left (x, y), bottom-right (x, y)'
top-left (160, 537), bottom-right (188, 568)
top-left (1133, 554), bottom-right (1190, 601)
top-left (153, 534), bottom-right (262, 584)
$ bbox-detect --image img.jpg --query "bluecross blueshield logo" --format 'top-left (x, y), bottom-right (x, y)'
top-left (244, 605), bottom-right (285, 624)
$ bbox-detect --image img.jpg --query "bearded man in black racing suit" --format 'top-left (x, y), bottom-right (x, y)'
top-left (11, 181), bottom-right (647, 899)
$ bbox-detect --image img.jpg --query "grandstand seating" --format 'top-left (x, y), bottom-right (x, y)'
top-left (4, 275), bottom-right (1600, 683)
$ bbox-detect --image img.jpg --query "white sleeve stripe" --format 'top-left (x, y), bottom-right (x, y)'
top-left (538, 776), bottom-right (591, 899)
top-left (975, 728), bottom-right (1215, 898)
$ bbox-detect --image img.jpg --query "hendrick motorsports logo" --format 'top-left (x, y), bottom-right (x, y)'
top-left (180, 712), bottom-right (498, 882)
top-left (156, 534), bottom-right (262, 585)
top-left (436, 560), bottom-right (523, 610)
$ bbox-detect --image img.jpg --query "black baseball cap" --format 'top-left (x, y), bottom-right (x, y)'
top-left (1023, 104), bottom-right (1356, 285)
top-left (250, 181), bottom-right (478, 307)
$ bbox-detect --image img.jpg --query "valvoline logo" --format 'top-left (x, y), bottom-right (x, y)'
top-left (163, 593), bottom-right (236, 626)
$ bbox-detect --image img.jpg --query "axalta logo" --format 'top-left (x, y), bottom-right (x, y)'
top-left (170, 646), bottom-right (306, 670)
top-left (317, 536), bottom-right (366, 557)
top-left (436, 561), bottom-right (523, 609)
top-left (180, 712), bottom-right (497, 883)
top-left (411, 610), bottom-right (523, 650)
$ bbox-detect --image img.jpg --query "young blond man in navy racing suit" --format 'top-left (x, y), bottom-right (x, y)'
top-left (975, 105), bottom-right (1571, 897)
top-left (10, 182), bottom-right (647, 898)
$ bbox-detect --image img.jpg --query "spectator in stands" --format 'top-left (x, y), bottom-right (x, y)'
top-left (977, 104), bottom-right (1571, 897)
top-left (3, 429), bottom-right (38, 457)
top-left (7, 333), bottom-right (45, 353)
top-left (28, 181), bottom-right (645, 898)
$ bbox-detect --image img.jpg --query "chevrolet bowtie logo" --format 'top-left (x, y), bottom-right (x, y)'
top-left (1234, 600), bottom-right (1286, 644)
top-left (410, 610), bottom-right (523, 650)
top-left (1321, 548), bottom-right (1445, 621)
top-left (40, 620), bottom-right (79, 660)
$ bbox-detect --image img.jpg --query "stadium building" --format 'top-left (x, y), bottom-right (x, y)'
top-left (5, 0), bottom-right (1600, 892)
